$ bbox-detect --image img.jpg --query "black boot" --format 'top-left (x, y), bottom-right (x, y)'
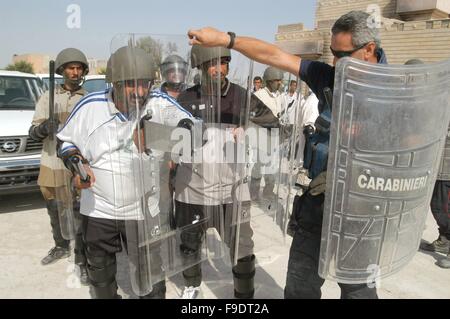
top-left (87, 254), bottom-right (120, 299)
top-left (139, 280), bottom-right (166, 299)
top-left (233, 254), bottom-right (255, 299)
top-left (183, 263), bottom-right (202, 288)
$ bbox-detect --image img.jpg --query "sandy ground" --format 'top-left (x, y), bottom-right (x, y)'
top-left (0, 191), bottom-right (449, 299)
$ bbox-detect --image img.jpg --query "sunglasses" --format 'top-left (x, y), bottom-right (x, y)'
top-left (330, 42), bottom-right (369, 58)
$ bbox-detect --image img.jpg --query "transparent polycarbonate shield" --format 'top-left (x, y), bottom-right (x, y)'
top-left (170, 46), bottom-right (252, 275)
top-left (51, 97), bottom-right (79, 241)
top-left (54, 172), bottom-right (77, 240)
top-left (109, 34), bottom-right (227, 296)
top-left (319, 57), bottom-right (450, 284)
top-left (437, 124), bottom-right (450, 181)
top-left (228, 59), bottom-right (295, 271)
top-left (275, 74), bottom-right (304, 235)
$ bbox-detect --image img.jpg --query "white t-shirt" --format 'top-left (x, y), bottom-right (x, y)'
top-left (281, 91), bottom-right (300, 125)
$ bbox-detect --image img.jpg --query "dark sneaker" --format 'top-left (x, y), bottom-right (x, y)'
top-left (437, 255), bottom-right (450, 269)
top-left (78, 265), bottom-right (89, 286)
top-left (420, 236), bottom-right (450, 254)
top-left (40, 246), bottom-right (70, 265)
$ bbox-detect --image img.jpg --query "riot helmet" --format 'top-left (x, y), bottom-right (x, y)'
top-left (263, 67), bottom-right (284, 92)
top-left (190, 45), bottom-right (231, 87)
top-left (190, 45), bottom-right (231, 69)
top-left (107, 46), bottom-right (156, 83)
top-left (55, 48), bottom-right (89, 87)
top-left (107, 46), bottom-right (156, 111)
top-left (160, 54), bottom-right (188, 91)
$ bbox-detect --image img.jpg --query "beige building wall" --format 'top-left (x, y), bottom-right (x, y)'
top-left (276, 0), bottom-right (450, 65)
top-left (88, 59), bottom-right (107, 75)
top-left (12, 54), bottom-right (50, 73)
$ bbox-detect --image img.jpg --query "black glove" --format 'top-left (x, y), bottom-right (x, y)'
top-left (37, 118), bottom-right (59, 138)
top-left (29, 118), bottom-right (59, 141)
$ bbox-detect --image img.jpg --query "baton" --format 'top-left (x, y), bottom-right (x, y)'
top-left (48, 60), bottom-right (55, 141)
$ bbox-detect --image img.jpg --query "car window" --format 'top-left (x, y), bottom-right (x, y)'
top-left (82, 78), bottom-right (107, 93)
top-left (0, 76), bottom-right (41, 109)
top-left (41, 77), bottom-right (64, 91)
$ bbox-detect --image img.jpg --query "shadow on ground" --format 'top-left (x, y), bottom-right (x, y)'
top-left (0, 191), bottom-right (46, 214)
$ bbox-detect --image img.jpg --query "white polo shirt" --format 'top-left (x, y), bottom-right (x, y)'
top-left (57, 89), bottom-right (158, 220)
top-left (145, 89), bottom-right (193, 126)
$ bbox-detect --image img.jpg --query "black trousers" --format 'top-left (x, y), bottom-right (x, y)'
top-left (42, 185), bottom-right (86, 266)
top-left (430, 180), bottom-right (450, 239)
top-left (284, 192), bottom-right (378, 299)
top-left (82, 215), bottom-right (165, 298)
top-left (174, 200), bottom-right (254, 287)
top-left (46, 200), bottom-right (70, 249)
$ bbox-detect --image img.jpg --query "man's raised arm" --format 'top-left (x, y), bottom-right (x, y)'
top-left (188, 27), bottom-right (302, 76)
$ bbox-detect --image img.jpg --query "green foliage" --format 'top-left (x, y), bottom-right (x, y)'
top-left (5, 61), bottom-right (34, 74)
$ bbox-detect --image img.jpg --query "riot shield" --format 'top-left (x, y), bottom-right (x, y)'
top-left (275, 74), bottom-right (305, 234)
top-left (217, 64), bottom-right (303, 298)
top-left (319, 57), bottom-right (450, 284)
top-left (437, 124), bottom-right (450, 181)
top-left (49, 58), bottom-right (81, 241)
top-left (164, 45), bottom-right (253, 292)
top-left (109, 34), bottom-right (232, 296)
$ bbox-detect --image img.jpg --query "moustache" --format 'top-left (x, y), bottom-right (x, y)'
top-left (128, 93), bottom-right (145, 103)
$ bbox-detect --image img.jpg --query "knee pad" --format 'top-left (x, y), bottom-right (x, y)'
top-left (86, 252), bottom-right (118, 299)
top-left (180, 229), bottom-right (204, 255)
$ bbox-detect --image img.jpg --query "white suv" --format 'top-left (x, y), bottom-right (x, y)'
top-left (35, 73), bottom-right (64, 91)
top-left (82, 74), bottom-right (108, 93)
top-left (0, 70), bottom-right (44, 194)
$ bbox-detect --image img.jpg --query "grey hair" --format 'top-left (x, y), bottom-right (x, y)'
top-left (332, 11), bottom-right (381, 49)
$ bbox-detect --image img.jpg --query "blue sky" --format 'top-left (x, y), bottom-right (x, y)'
top-left (0, 0), bottom-right (316, 67)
